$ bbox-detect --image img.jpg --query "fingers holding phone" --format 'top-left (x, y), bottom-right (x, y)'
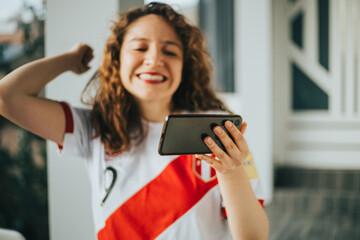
top-left (196, 121), bottom-right (250, 174)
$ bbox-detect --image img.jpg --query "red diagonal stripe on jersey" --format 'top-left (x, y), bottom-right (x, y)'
top-left (97, 155), bottom-right (218, 240)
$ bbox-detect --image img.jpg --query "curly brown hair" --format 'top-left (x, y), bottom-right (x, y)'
top-left (82, 2), bottom-right (229, 153)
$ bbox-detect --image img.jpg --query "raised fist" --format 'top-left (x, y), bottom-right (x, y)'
top-left (68, 43), bottom-right (94, 74)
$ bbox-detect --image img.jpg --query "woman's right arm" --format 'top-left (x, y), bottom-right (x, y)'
top-left (0, 43), bottom-right (93, 145)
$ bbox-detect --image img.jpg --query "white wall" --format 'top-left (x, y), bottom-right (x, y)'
top-left (45, 0), bottom-right (118, 239)
top-left (236, 0), bottom-right (273, 203)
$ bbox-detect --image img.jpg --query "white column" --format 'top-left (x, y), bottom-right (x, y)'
top-left (46, 0), bottom-right (118, 239)
top-left (237, 0), bottom-right (273, 203)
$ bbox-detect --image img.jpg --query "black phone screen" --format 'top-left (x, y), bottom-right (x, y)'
top-left (158, 114), bottom-right (242, 155)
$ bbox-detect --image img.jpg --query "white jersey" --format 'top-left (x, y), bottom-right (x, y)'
top-left (58, 102), bottom-right (264, 240)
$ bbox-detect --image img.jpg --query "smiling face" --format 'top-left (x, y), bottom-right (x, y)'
top-left (119, 14), bottom-right (183, 108)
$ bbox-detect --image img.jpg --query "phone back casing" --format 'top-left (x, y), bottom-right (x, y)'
top-left (158, 114), bottom-right (242, 155)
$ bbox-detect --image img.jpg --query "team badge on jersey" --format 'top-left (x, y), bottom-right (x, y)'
top-left (192, 155), bottom-right (217, 182)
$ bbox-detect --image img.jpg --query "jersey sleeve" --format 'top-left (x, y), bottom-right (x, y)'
top-left (57, 101), bottom-right (92, 158)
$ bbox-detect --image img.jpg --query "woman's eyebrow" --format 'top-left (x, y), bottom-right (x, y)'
top-left (162, 40), bottom-right (182, 50)
top-left (129, 37), bottom-right (148, 42)
top-left (128, 37), bottom-right (182, 50)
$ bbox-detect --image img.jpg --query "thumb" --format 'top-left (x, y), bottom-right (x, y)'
top-left (240, 121), bottom-right (247, 135)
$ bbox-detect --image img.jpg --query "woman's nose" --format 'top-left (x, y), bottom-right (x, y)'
top-left (144, 50), bottom-right (164, 67)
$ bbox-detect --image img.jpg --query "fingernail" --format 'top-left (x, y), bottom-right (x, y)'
top-left (225, 121), bottom-right (233, 128)
top-left (204, 137), bottom-right (213, 145)
top-left (214, 127), bottom-right (222, 135)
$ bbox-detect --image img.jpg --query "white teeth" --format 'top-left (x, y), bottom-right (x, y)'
top-left (138, 73), bottom-right (164, 81)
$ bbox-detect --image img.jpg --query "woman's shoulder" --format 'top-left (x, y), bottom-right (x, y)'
top-left (60, 101), bottom-right (92, 131)
top-left (61, 101), bottom-right (92, 119)
top-left (73, 106), bottom-right (92, 117)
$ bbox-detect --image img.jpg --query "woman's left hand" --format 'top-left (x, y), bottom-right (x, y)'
top-left (195, 121), bottom-right (249, 174)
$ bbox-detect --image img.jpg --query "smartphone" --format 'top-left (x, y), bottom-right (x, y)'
top-left (158, 114), bottom-right (242, 155)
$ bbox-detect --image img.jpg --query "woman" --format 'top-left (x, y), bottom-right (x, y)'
top-left (0, 2), bottom-right (269, 239)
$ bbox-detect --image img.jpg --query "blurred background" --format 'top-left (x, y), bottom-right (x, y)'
top-left (0, 0), bottom-right (359, 239)
top-left (0, 0), bottom-right (48, 239)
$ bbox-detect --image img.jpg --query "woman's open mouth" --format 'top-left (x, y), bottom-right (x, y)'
top-left (137, 73), bottom-right (167, 84)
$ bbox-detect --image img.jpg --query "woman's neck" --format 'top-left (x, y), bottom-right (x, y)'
top-left (138, 100), bottom-right (172, 123)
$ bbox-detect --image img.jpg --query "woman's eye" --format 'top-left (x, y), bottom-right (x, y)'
top-left (135, 48), bottom-right (147, 52)
top-left (164, 51), bottom-right (177, 56)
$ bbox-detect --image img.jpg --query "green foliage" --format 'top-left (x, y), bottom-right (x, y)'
top-left (0, 118), bottom-right (49, 240)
